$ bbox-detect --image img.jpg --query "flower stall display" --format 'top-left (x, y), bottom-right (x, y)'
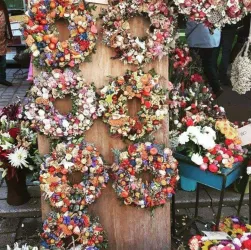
top-left (23, 0), bottom-right (97, 70)
top-left (111, 142), bottom-right (179, 208)
top-left (189, 217), bottom-right (251, 250)
top-left (176, 120), bottom-right (246, 173)
top-left (21, 69), bottom-right (98, 137)
top-left (41, 211), bottom-right (107, 249)
top-left (101, 0), bottom-right (178, 65)
top-left (173, 0), bottom-right (245, 30)
top-left (40, 140), bottom-right (109, 212)
top-left (98, 69), bottom-right (168, 141)
top-left (0, 102), bottom-right (38, 205)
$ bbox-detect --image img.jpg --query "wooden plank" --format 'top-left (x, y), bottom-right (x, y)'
top-left (89, 183), bottom-right (171, 250)
top-left (37, 3), bottom-right (170, 248)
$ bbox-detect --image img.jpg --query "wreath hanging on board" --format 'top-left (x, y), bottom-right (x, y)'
top-left (40, 140), bottom-right (109, 212)
top-left (21, 69), bottom-right (98, 137)
top-left (23, 0), bottom-right (97, 70)
top-left (111, 142), bottom-right (179, 209)
top-left (101, 0), bottom-right (178, 65)
top-left (41, 211), bottom-right (107, 249)
top-left (97, 69), bottom-right (168, 141)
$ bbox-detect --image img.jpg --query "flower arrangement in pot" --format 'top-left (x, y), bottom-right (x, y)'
top-left (0, 102), bottom-right (38, 206)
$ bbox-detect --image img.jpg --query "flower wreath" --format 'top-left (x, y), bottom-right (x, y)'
top-left (23, 0), bottom-right (97, 69)
top-left (101, 0), bottom-right (178, 65)
top-left (173, 0), bottom-right (244, 29)
top-left (111, 142), bottom-right (179, 208)
top-left (41, 211), bottom-right (107, 249)
top-left (40, 140), bottom-right (109, 212)
top-left (98, 70), bottom-right (168, 141)
top-left (22, 69), bottom-right (98, 137)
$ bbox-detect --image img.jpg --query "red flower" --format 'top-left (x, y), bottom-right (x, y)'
top-left (186, 118), bottom-right (194, 127)
top-left (225, 139), bottom-right (233, 146)
top-left (128, 145), bottom-right (137, 155)
top-left (242, 239), bottom-right (251, 249)
top-left (237, 155), bottom-right (244, 162)
top-left (203, 157), bottom-right (209, 163)
top-left (144, 101), bottom-right (151, 109)
top-left (208, 164), bottom-right (218, 173)
top-left (215, 155), bottom-right (223, 162)
top-left (190, 73), bottom-right (203, 83)
top-left (8, 127), bottom-right (20, 139)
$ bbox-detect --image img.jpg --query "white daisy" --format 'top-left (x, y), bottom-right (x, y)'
top-left (8, 147), bottom-right (28, 168)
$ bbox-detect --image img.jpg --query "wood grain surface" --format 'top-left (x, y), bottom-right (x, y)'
top-left (37, 3), bottom-right (170, 249)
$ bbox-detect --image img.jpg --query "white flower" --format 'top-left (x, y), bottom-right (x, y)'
top-left (32, 50), bottom-right (40, 57)
top-left (247, 166), bottom-right (251, 175)
top-left (62, 120), bottom-right (69, 128)
top-left (135, 38), bottom-right (146, 50)
top-left (191, 153), bottom-right (203, 165)
top-left (203, 126), bottom-right (216, 140)
top-left (178, 132), bottom-right (189, 144)
top-left (8, 147), bottom-right (28, 168)
top-left (232, 238), bottom-right (241, 247)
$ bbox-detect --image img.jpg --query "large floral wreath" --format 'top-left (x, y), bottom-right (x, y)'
top-left (112, 142), bottom-right (179, 209)
top-left (23, 0), bottom-right (97, 69)
top-left (41, 211), bottom-right (107, 249)
top-left (21, 69), bottom-right (98, 137)
top-left (101, 0), bottom-right (178, 65)
top-left (173, 0), bottom-right (245, 29)
top-left (98, 70), bottom-right (168, 141)
top-left (40, 140), bottom-right (109, 212)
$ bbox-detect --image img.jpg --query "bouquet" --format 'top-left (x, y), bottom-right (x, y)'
top-left (176, 118), bottom-right (246, 173)
top-left (0, 102), bottom-right (38, 179)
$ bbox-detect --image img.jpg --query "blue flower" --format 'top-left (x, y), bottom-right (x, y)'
top-left (80, 32), bottom-right (88, 40)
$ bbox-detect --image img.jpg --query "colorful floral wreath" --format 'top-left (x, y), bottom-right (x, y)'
top-left (101, 0), bottom-right (178, 65)
top-left (40, 140), bottom-right (109, 212)
top-left (21, 69), bottom-right (98, 137)
top-left (111, 142), bottom-right (179, 208)
top-left (98, 70), bottom-right (168, 141)
top-left (41, 211), bottom-right (107, 249)
top-left (23, 0), bottom-right (97, 69)
top-left (173, 0), bottom-right (245, 29)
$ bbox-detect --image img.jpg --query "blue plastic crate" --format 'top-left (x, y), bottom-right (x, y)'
top-left (174, 153), bottom-right (246, 191)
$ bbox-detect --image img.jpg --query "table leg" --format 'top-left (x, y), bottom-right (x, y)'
top-left (171, 195), bottom-right (176, 236)
top-left (195, 183), bottom-right (200, 218)
top-left (215, 176), bottom-right (226, 230)
top-left (237, 174), bottom-right (249, 215)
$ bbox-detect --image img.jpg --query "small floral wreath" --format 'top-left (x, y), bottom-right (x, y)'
top-left (40, 140), bottom-right (109, 212)
top-left (41, 211), bottom-right (107, 249)
top-left (23, 0), bottom-right (97, 69)
top-left (111, 142), bottom-right (179, 208)
top-left (21, 69), bottom-right (98, 137)
top-left (101, 0), bottom-right (178, 65)
top-left (98, 70), bottom-right (168, 141)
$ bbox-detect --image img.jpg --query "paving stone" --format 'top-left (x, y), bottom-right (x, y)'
top-left (0, 198), bottom-right (41, 218)
top-left (0, 217), bottom-right (20, 234)
top-left (16, 217), bottom-right (42, 240)
top-left (0, 186), bottom-right (40, 200)
top-left (236, 204), bottom-right (249, 221)
top-left (212, 206), bottom-right (238, 218)
top-left (0, 233), bottom-right (16, 249)
top-left (175, 188), bottom-right (211, 208)
top-left (204, 186), bottom-right (249, 206)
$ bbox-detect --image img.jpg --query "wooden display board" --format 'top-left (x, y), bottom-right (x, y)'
top-left (37, 3), bottom-right (170, 250)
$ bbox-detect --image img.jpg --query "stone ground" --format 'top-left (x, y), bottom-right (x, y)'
top-left (0, 68), bottom-right (251, 249)
top-left (0, 68), bottom-right (31, 109)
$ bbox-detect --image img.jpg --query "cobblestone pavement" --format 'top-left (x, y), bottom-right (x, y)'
top-left (0, 68), bottom-right (31, 109)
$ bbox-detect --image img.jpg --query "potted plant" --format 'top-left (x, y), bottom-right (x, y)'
top-left (0, 102), bottom-right (37, 206)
